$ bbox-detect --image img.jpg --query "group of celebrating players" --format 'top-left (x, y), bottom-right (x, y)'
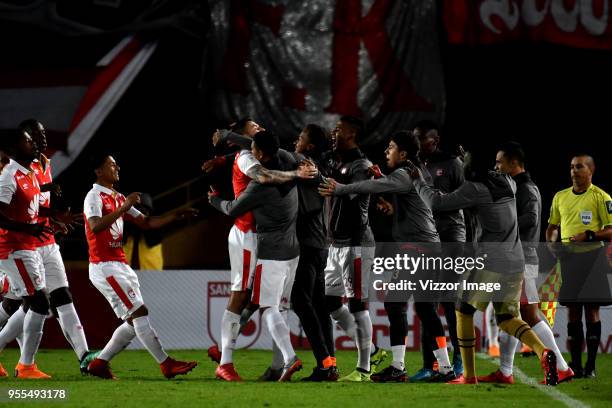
top-left (0, 115), bottom-right (609, 386)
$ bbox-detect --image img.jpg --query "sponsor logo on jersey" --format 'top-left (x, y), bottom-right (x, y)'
top-left (110, 218), bottom-right (123, 240)
top-left (28, 195), bottom-right (40, 220)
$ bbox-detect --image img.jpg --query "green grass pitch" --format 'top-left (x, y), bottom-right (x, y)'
top-left (0, 349), bottom-right (610, 407)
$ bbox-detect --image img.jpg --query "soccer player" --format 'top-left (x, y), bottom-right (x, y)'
top-left (84, 153), bottom-right (198, 380)
top-left (477, 142), bottom-right (574, 384)
top-left (289, 125), bottom-right (338, 381)
top-left (319, 131), bottom-right (455, 383)
top-left (202, 120), bottom-right (316, 381)
top-left (0, 129), bottom-right (55, 378)
top-left (21, 119), bottom-right (99, 372)
top-left (546, 154), bottom-right (612, 379)
top-left (407, 149), bottom-right (559, 385)
top-left (209, 131), bottom-right (303, 382)
top-left (319, 116), bottom-right (386, 382)
top-left (412, 120), bottom-right (464, 379)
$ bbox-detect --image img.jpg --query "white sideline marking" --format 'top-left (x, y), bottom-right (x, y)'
top-left (476, 353), bottom-right (590, 408)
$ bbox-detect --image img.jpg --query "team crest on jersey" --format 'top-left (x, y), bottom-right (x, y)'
top-left (580, 210), bottom-right (593, 225)
top-left (436, 168), bottom-right (444, 177)
top-left (606, 201), bottom-right (612, 214)
top-left (207, 281), bottom-right (262, 348)
top-left (34, 276), bottom-right (42, 286)
top-left (127, 288), bottom-right (136, 300)
top-left (340, 167), bottom-right (348, 175)
top-left (105, 203), bottom-right (112, 210)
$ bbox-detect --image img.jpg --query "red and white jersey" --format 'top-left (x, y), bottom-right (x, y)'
top-left (31, 155), bottom-right (55, 247)
top-left (83, 184), bottom-right (143, 264)
top-left (0, 159), bottom-right (42, 253)
top-left (232, 150), bottom-right (259, 233)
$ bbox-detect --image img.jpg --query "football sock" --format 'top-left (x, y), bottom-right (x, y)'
top-left (585, 321), bottom-right (601, 371)
top-left (220, 310), bottom-right (241, 365)
top-left (567, 321), bottom-right (584, 368)
top-left (19, 309), bottom-right (46, 365)
top-left (133, 316), bottom-right (168, 364)
top-left (0, 306), bottom-right (25, 352)
top-left (456, 311), bottom-right (476, 379)
top-left (499, 317), bottom-right (545, 359)
top-left (433, 336), bottom-right (452, 374)
top-left (98, 322), bottom-right (136, 361)
top-left (533, 320), bottom-right (568, 371)
top-left (499, 331), bottom-right (518, 376)
top-left (56, 303), bottom-right (89, 360)
top-left (331, 306), bottom-right (357, 341)
top-left (353, 310), bottom-right (372, 372)
top-left (263, 307), bottom-right (295, 365)
top-left (486, 304), bottom-right (499, 347)
top-left (391, 344), bottom-right (406, 370)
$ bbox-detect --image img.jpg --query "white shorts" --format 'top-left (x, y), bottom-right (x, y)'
top-left (251, 257), bottom-right (299, 308)
top-left (89, 262), bottom-right (144, 320)
top-left (521, 263), bottom-right (539, 305)
top-left (228, 225), bottom-right (258, 292)
top-left (37, 244), bottom-right (69, 293)
top-left (0, 250), bottom-right (45, 298)
top-left (324, 246), bottom-right (374, 300)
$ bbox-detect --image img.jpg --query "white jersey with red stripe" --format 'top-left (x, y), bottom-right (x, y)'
top-left (231, 150), bottom-right (258, 233)
top-left (83, 184), bottom-right (143, 264)
top-left (0, 159), bottom-right (43, 253)
top-left (31, 156), bottom-right (55, 247)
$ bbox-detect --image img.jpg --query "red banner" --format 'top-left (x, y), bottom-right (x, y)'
top-left (444, 0), bottom-right (612, 50)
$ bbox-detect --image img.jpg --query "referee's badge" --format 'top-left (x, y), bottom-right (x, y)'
top-left (580, 210), bottom-right (593, 225)
top-left (606, 200), bottom-right (612, 214)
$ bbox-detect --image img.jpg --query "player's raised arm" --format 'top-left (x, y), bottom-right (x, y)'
top-left (129, 207), bottom-right (198, 230)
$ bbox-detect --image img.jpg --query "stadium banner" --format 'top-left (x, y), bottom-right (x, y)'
top-left (208, 0), bottom-right (445, 145)
top-left (444, 0), bottom-right (612, 50)
top-left (124, 270), bottom-right (612, 353)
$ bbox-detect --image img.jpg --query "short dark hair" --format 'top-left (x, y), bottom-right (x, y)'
top-left (89, 152), bottom-right (113, 174)
top-left (18, 119), bottom-right (42, 136)
top-left (340, 116), bottom-right (365, 142)
top-left (253, 131), bottom-right (279, 157)
top-left (499, 141), bottom-right (526, 167)
top-left (304, 124), bottom-right (328, 153)
top-left (230, 117), bottom-right (254, 135)
top-left (390, 130), bottom-right (420, 163)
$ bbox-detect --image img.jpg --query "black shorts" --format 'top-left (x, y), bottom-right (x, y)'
top-left (559, 246), bottom-right (612, 306)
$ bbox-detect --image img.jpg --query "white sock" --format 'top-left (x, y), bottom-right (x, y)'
top-left (270, 310), bottom-right (288, 369)
top-left (353, 310), bottom-right (372, 372)
top-left (220, 310), bottom-right (241, 365)
top-left (486, 304), bottom-right (499, 347)
top-left (133, 316), bottom-right (168, 364)
top-left (391, 345), bottom-right (405, 370)
top-left (331, 306), bottom-right (357, 341)
top-left (263, 307), bottom-right (295, 365)
top-left (433, 347), bottom-right (453, 374)
top-left (0, 304), bottom-right (10, 327)
top-left (19, 310), bottom-right (46, 365)
top-left (0, 306), bottom-right (26, 352)
top-left (532, 320), bottom-right (569, 371)
top-left (98, 322), bottom-right (136, 361)
top-left (56, 303), bottom-right (89, 360)
top-left (499, 331), bottom-right (519, 376)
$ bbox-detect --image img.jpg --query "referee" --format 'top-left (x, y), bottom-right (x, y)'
top-left (546, 154), bottom-right (612, 379)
